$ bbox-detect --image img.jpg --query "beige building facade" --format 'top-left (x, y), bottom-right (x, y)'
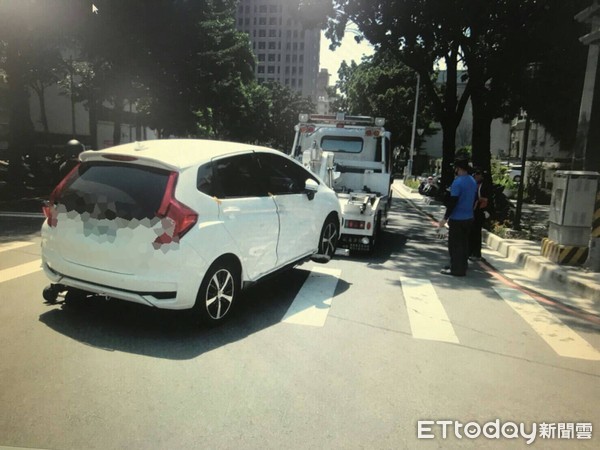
top-left (235, 0), bottom-right (321, 101)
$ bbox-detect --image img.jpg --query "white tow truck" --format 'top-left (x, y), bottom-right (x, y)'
top-left (290, 113), bottom-right (393, 252)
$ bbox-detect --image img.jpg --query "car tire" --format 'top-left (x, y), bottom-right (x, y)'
top-left (194, 257), bottom-right (240, 326)
top-left (318, 215), bottom-right (339, 257)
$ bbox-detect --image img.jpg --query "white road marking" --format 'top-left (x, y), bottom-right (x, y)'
top-left (401, 277), bottom-right (459, 344)
top-left (0, 260), bottom-right (42, 284)
top-left (282, 266), bottom-right (341, 327)
top-left (0, 211), bottom-right (45, 218)
top-left (494, 287), bottom-right (600, 361)
top-left (0, 241), bottom-right (36, 253)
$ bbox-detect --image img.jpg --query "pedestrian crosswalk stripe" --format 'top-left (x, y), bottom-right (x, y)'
top-left (0, 260), bottom-right (42, 284)
top-left (0, 241), bottom-right (36, 253)
top-left (400, 277), bottom-right (459, 344)
top-left (494, 287), bottom-right (600, 361)
top-left (282, 266), bottom-right (341, 327)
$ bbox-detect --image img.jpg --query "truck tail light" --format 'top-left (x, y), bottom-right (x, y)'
top-left (154, 172), bottom-right (198, 246)
top-left (42, 163), bottom-right (81, 227)
top-left (345, 220), bottom-right (365, 229)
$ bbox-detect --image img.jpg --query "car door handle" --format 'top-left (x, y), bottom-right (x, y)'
top-left (223, 207), bottom-right (240, 214)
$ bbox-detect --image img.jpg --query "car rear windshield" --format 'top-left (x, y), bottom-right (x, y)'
top-left (58, 162), bottom-right (170, 220)
top-left (320, 136), bottom-right (363, 153)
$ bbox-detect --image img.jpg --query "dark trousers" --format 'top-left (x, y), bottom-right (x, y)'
top-left (468, 210), bottom-right (485, 258)
top-left (448, 218), bottom-right (473, 275)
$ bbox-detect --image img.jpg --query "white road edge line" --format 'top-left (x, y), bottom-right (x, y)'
top-left (0, 260), bottom-right (43, 284)
top-left (494, 286), bottom-right (600, 361)
top-left (0, 241), bottom-right (37, 253)
top-left (282, 266), bottom-right (341, 327)
top-left (401, 277), bottom-right (459, 344)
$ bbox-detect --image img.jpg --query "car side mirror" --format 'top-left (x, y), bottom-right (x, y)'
top-left (305, 178), bottom-right (318, 200)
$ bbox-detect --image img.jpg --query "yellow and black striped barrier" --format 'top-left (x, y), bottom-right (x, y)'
top-left (592, 191), bottom-right (600, 239)
top-left (541, 237), bottom-right (589, 266)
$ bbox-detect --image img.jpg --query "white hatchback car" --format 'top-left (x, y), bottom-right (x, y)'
top-left (41, 139), bottom-right (341, 324)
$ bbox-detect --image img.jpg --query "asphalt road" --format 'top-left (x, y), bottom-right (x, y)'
top-left (0, 199), bottom-right (599, 449)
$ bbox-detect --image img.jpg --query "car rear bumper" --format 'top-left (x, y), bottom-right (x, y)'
top-left (41, 253), bottom-right (206, 310)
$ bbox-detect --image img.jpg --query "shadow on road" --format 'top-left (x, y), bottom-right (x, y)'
top-left (38, 266), bottom-right (351, 360)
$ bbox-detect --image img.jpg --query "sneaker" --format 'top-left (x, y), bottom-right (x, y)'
top-left (440, 268), bottom-right (466, 276)
top-left (469, 256), bottom-right (485, 262)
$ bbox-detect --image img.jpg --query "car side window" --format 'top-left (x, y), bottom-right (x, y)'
top-left (258, 153), bottom-right (318, 195)
top-left (213, 154), bottom-right (266, 198)
top-left (196, 163), bottom-right (214, 196)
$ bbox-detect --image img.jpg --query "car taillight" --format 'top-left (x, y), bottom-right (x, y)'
top-left (42, 163), bottom-right (81, 227)
top-left (154, 172), bottom-right (198, 246)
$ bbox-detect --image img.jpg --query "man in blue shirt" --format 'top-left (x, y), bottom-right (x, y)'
top-left (438, 159), bottom-right (478, 276)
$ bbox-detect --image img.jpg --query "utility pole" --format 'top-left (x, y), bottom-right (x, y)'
top-left (406, 73), bottom-right (420, 178)
top-left (513, 113), bottom-right (530, 231)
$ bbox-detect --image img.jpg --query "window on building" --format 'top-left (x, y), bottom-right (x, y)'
top-left (259, 5), bottom-right (267, 13)
top-left (269, 5), bottom-right (278, 13)
top-left (268, 54), bottom-right (275, 62)
top-left (258, 42), bottom-right (266, 49)
top-left (258, 54), bottom-right (265, 61)
top-left (259, 17), bottom-right (266, 25)
top-left (257, 66), bottom-right (265, 74)
top-left (269, 17), bottom-right (277, 25)
top-left (258, 29), bottom-right (266, 37)
top-left (267, 66), bottom-right (275, 74)
top-left (269, 29), bottom-right (276, 37)
top-left (268, 41), bottom-right (276, 50)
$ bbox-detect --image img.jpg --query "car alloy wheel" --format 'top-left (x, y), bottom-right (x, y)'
top-left (319, 215), bottom-right (339, 257)
top-left (195, 258), bottom-right (240, 325)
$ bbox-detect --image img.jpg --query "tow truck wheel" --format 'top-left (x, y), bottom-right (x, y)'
top-left (319, 215), bottom-right (339, 257)
top-left (369, 213), bottom-right (382, 253)
top-left (42, 285), bottom-right (60, 304)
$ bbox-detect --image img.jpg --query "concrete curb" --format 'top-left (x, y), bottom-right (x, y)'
top-left (392, 181), bottom-right (600, 308)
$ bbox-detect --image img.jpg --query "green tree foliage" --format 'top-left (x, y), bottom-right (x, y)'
top-left (325, 0), bottom-right (589, 187)
top-left (227, 81), bottom-right (315, 151)
top-left (455, 0), bottom-right (588, 172)
top-left (333, 52), bottom-right (434, 155)
top-left (326, 0), bottom-right (471, 186)
top-left (78, 0), bottom-right (255, 140)
top-left (0, 0), bottom-right (81, 189)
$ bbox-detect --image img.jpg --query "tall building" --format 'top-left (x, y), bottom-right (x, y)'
top-left (235, 0), bottom-right (321, 101)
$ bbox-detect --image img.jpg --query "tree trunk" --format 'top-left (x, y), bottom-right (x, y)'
top-left (33, 84), bottom-right (49, 134)
top-left (470, 86), bottom-right (493, 175)
top-left (6, 38), bottom-right (34, 192)
top-left (112, 97), bottom-right (124, 146)
top-left (440, 117), bottom-right (457, 189)
top-left (89, 90), bottom-right (98, 150)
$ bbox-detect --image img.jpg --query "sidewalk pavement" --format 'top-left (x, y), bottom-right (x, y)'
top-left (391, 180), bottom-right (600, 316)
